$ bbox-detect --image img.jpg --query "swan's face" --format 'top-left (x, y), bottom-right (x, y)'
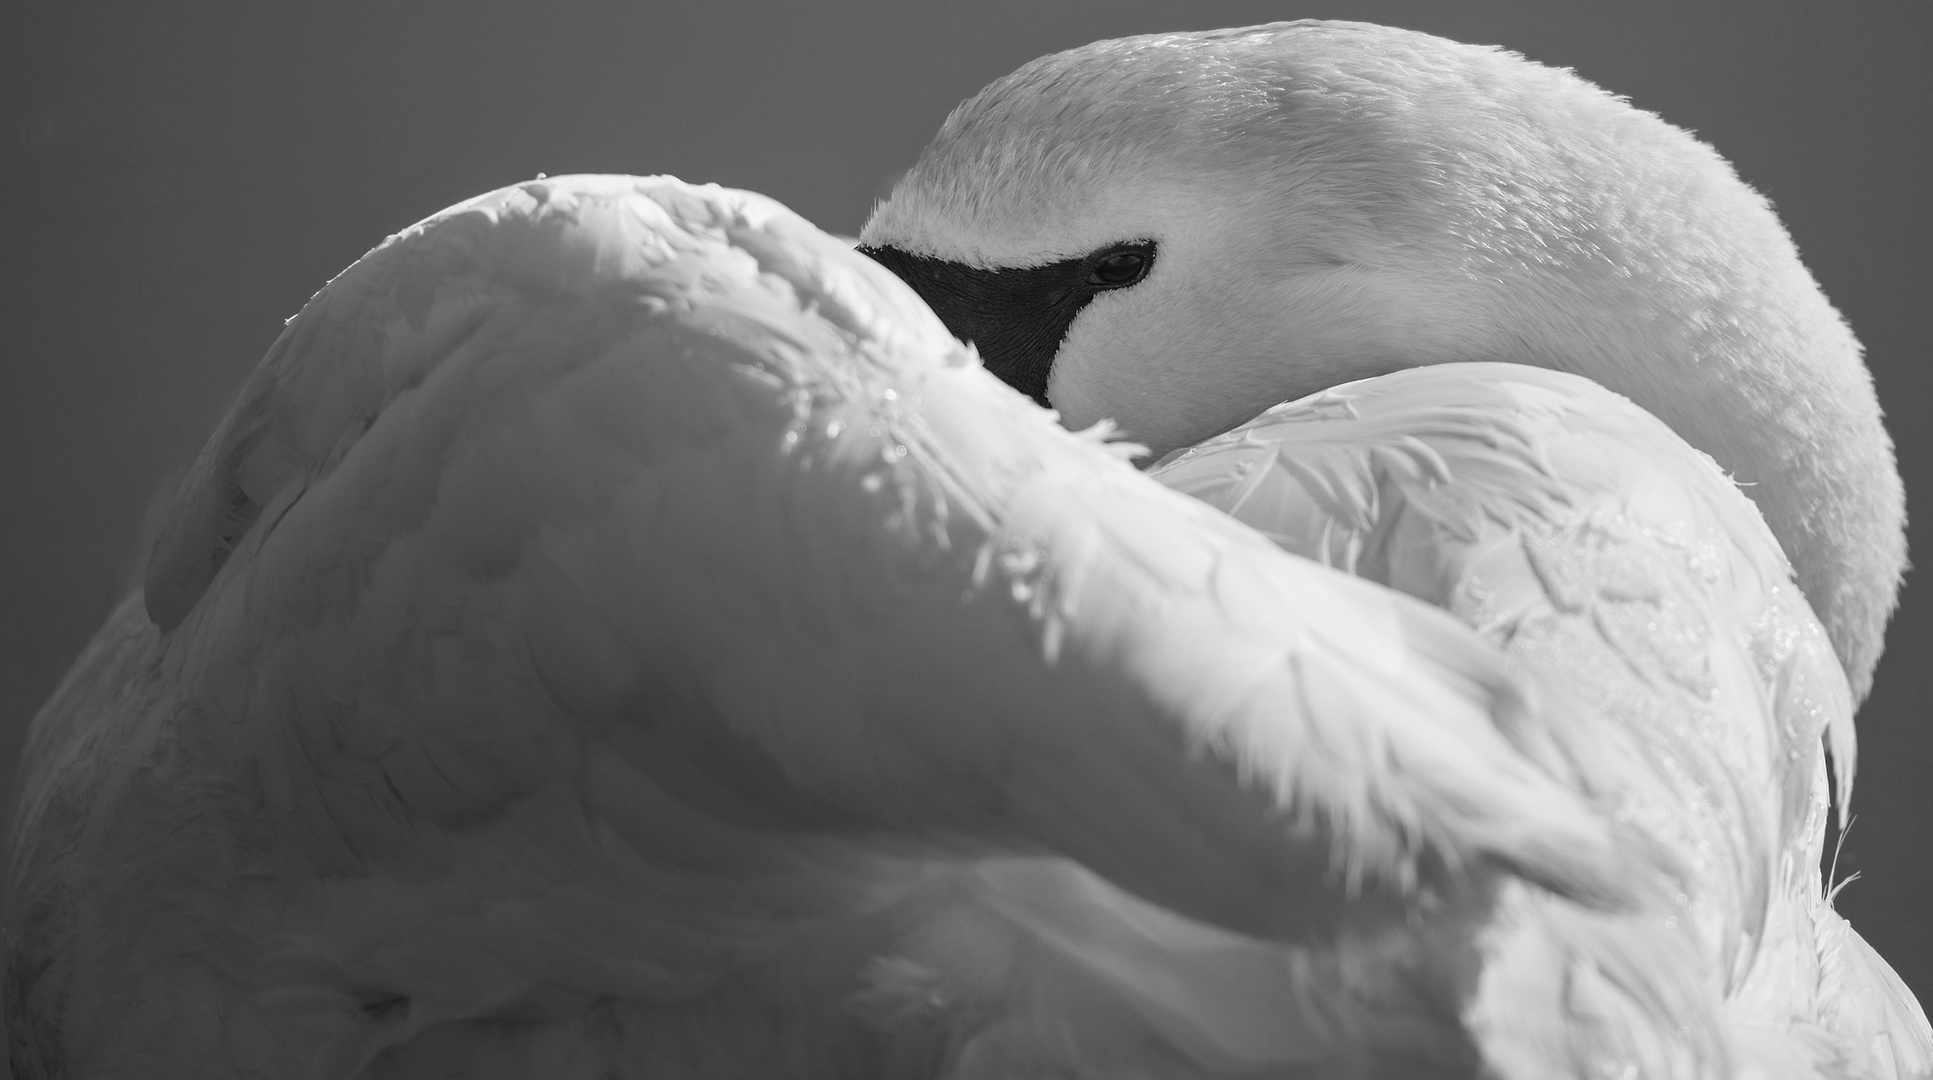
top-left (864, 171), bottom-right (1500, 461)
top-left (864, 174), bottom-right (1361, 457)
top-left (858, 24), bottom-right (1567, 459)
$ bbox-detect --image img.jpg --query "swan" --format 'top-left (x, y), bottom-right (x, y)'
top-left (857, 18), bottom-right (1927, 1078)
top-left (5, 175), bottom-right (1703, 1078)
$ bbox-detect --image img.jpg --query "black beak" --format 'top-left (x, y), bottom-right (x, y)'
top-left (859, 241), bottom-right (1155, 408)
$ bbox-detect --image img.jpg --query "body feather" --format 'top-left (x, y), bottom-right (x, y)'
top-left (1154, 364), bottom-right (1933, 1077)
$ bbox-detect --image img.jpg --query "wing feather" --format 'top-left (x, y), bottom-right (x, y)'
top-left (14, 179), bottom-right (1668, 1075)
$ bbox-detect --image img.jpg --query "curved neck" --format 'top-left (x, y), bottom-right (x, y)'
top-left (1504, 264), bottom-right (1902, 700)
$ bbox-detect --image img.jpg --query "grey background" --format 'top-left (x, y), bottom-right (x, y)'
top-left (2, 0), bottom-right (1926, 1052)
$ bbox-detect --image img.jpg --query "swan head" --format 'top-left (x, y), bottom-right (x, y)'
top-left (860, 20), bottom-right (1905, 698)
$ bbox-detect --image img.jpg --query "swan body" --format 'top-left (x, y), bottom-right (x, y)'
top-left (10, 20), bottom-right (1924, 1079)
top-left (7, 175), bottom-right (1698, 1078)
top-left (857, 19), bottom-right (1926, 1078)
top-left (1151, 364), bottom-right (1932, 1077)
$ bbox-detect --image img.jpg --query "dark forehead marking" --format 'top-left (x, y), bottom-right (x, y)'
top-left (860, 242), bottom-right (1155, 408)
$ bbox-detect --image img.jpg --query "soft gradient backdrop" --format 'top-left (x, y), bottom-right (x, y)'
top-left (3, 0), bottom-right (1926, 1056)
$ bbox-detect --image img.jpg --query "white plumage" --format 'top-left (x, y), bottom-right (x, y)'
top-left (7, 17), bottom-right (1926, 1080)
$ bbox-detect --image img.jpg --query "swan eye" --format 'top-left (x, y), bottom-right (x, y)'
top-left (1088, 246), bottom-right (1152, 288)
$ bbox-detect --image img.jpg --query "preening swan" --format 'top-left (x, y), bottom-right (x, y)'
top-left (859, 18), bottom-right (1927, 1078)
top-left (5, 176), bottom-right (1693, 1078)
top-left (7, 17), bottom-right (1924, 1080)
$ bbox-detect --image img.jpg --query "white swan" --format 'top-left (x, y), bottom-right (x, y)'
top-left (5, 176), bottom-right (1696, 1078)
top-left (857, 18), bottom-right (1926, 1079)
